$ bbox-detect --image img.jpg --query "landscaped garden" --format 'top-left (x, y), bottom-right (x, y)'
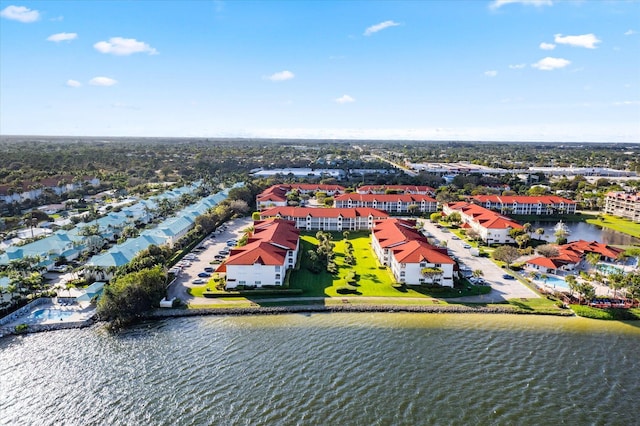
top-left (288, 231), bottom-right (487, 298)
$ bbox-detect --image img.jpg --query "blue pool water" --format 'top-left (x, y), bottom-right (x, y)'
top-left (535, 275), bottom-right (569, 290)
top-left (29, 309), bottom-right (74, 321)
top-left (596, 263), bottom-right (623, 275)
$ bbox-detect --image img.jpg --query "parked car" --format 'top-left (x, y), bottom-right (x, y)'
top-left (204, 267), bottom-right (214, 272)
top-left (451, 236), bottom-right (460, 240)
top-left (192, 278), bottom-right (205, 284)
top-left (502, 274), bottom-right (516, 280)
top-left (198, 272), bottom-right (212, 278)
top-left (462, 244), bottom-right (472, 249)
top-left (214, 254), bottom-right (226, 260)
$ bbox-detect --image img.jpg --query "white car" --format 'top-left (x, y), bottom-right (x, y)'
top-left (192, 278), bottom-right (206, 284)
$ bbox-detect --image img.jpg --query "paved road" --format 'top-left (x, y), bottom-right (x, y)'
top-left (166, 215), bottom-right (539, 307)
top-left (167, 217), bottom-right (253, 304)
top-left (422, 221), bottom-right (539, 302)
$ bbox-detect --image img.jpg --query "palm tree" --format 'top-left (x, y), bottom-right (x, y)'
top-left (585, 252), bottom-right (601, 274)
top-left (535, 227), bottom-right (545, 240)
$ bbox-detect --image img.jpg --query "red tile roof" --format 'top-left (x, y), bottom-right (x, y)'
top-left (472, 195), bottom-right (576, 205)
top-left (335, 193), bottom-right (436, 203)
top-left (357, 185), bottom-right (435, 194)
top-left (260, 206), bottom-right (389, 219)
top-left (392, 240), bottom-right (454, 264)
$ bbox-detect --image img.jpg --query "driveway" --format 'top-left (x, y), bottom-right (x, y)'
top-left (422, 221), bottom-right (539, 302)
top-left (167, 217), bottom-right (253, 304)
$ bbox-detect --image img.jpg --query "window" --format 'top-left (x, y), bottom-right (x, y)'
top-left (275, 274), bottom-right (281, 280)
top-left (435, 264), bottom-right (441, 268)
top-left (255, 281), bottom-right (261, 285)
top-left (275, 266), bottom-right (281, 272)
top-left (401, 263), bottom-right (406, 269)
top-left (420, 262), bottom-right (427, 267)
top-left (400, 271), bottom-right (405, 277)
top-left (239, 280), bottom-right (246, 285)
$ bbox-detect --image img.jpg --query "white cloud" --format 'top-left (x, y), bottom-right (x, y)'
top-left (89, 77), bottom-right (117, 86)
top-left (94, 37), bottom-right (158, 55)
top-left (47, 32), bottom-right (78, 42)
top-left (531, 57), bottom-right (571, 70)
top-left (554, 33), bottom-right (601, 49)
top-left (624, 29), bottom-right (636, 36)
top-left (484, 70), bottom-right (498, 77)
top-left (489, 0), bottom-right (552, 10)
top-left (539, 42), bottom-right (555, 50)
top-left (613, 100), bottom-right (640, 106)
top-left (0, 5), bottom-right (40, 22)
top-left (266, 70), bottom-right (295, 81)
top-left (364, 20), bottom-right (400, 36)
top-left (509, 63), bottom-right (526, 69)
top-left (335, 95), bottom-right (355, 104)
top-left (66, 79), bottom-right (82, 88)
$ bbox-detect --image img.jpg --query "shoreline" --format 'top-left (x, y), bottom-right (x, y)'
top-left (145, 303), bottom-right (576, 319)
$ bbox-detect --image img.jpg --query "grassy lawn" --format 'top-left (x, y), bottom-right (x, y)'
top-left (571, 304), bottom-right (640, 321)
top-left (505, 297), bottom-right (566, 314)
top-left (290, 231), bottom-right (413, 297)
top-left (586, 214), bottom-right (640, 239)
top-left (287, 231), bottom-right (487, 299)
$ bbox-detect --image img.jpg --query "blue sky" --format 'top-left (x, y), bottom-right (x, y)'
top-left (1, 0), bottom-right (638, 142)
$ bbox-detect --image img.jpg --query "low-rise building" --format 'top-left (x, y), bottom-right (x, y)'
top-left (526, 240), bottom-right (624, 274)
top-left (333, 193), bottom-right (437, 214)
top-left (371, 218), bottom-right (455, 287)
top-left (256, 184), bottom-right (346, 210)
top-left (471, 195), bottom-right (577, 215)
top-left (259, 207), bottom-right (388, 231)
top-left (604, 192), bottom-right (640, 223)
top-left (356, 185), bottom-right (435, 195)
top-left (218, 219), bottom-right (299, 289)
top-left (443, 202), bottom-right (523, 244)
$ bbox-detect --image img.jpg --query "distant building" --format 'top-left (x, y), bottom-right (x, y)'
top-left (371, 218), bottom-right (455, 287)
top-left (334, 193), bottom-right (437, 214)
top-left (529, 166), bottom-right (635, 177)
top-left (443, 202), bottom-right (523, 245)
top-left (251, 168), bottom-right (346, 180)
top-left (604, 192), bottom-right (640, 223)
top-left (471, 195), bottom-right (577, 215)
top-left (259, 207), bottom-right (388, 231)
top-left (256, 184), bottom-right (346, 210)
top-left (356, 185), bottom-right (435, 195)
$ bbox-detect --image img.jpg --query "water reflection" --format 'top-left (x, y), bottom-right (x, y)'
top-left (530, 221), bottom-right (639, 245)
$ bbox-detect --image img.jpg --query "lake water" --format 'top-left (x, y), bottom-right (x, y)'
top-left (1, 313), bottom-right (639, 426)
top-left (531, 221), bottom-right (640, 246)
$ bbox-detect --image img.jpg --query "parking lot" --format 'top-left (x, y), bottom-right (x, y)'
top-left (422, 221), bottom-right (539, 302)
top-left (167, 217), bottom-right (253, 304)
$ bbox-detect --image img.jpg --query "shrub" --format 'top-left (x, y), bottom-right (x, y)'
top-left (14, 324), bottom-right (28, 334)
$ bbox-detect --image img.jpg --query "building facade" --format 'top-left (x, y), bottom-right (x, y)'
top-left (333, 193), bottom-right (437, 214)
top-left (604, 192), bottom-right (640, 223)
top-left (259, 207), bottom-right (388, 231)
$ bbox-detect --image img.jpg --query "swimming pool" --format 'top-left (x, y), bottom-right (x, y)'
top-left (534, 275), bottom-right (569, 290)
top-left (596, 263), bottom-right (623, 275)
top-left (28, 309), bottom-right (74, 321)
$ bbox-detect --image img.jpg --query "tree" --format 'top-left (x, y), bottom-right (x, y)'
top-left (430, 212), bottom-right (442, 223)
top-left (97, 265), bottom-right (167, 328)
top-left (472, 269), bottom-right (484, 279)
top-left (447, 211), bottom-right (462, 226)
top-left (420, 267), bottom-right (443, 283)
top-left (535, 227), bottom-right (545, 240)
top-left (585, 252), bottom-right (601, 272)
top-left (515, 234), bottom-right (530, 249)
top-left (492, 245), bottom-right (520, 268)
top-left (536, 244), bottom-right (559, 258)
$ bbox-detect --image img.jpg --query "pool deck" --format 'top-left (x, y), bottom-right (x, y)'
top-left (2, 299), bottom-right (96, 334)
